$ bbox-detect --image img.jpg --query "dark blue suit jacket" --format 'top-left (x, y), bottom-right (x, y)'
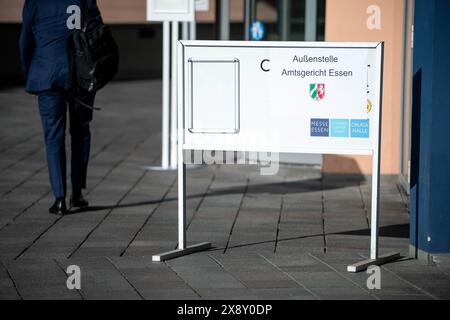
top-left (19, 0), bottom-right (102, 94)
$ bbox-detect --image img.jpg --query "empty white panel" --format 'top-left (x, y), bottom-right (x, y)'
top-left (188, 58), bottom-right (240, 134)
top-left (147, 0), bottom-right (195, 21)
top-left (154, 0), bottom-right (190, 13)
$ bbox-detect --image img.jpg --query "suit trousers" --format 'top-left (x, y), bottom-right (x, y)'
top-left (38, 88), bottom-right (94, 199)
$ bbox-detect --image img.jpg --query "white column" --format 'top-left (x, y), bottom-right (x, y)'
top-left (182, 21), bottom-right (189, 40)
top-left (161, 21), bottom-right (170, 169)
top-left (189, 21), bottom-right (196, 40)
top-left (170, 21), bottom-right (179, 168)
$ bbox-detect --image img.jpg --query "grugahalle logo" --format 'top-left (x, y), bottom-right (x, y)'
top-left (310, 83), bottom-right (325, 101)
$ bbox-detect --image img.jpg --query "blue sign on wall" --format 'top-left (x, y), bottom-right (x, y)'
top-left (250, 21), bottom-right (266, 41)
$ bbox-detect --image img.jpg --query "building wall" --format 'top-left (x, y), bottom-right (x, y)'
top-left (410, 0), bottom-right (450, 255)
top-left (323, 0), bottom-right (409, 175)
top-left (0, 0), bottom-right (282, 86)
top-left (0, 0), bottom-right (275, 24)
top-left (400, 1), bottom-right (414, 188)
top-left (0, 0), bottom-right (148, 23)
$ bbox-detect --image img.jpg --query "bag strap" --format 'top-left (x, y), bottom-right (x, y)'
top-left (65, 33), bottom-right (75, 91)
top-left (80, 0), bottom-right (91, 31)
top-left (67, 91), bottom-right (102, 111)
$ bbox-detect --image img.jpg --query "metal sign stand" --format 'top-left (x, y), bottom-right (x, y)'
top-left (153, 42), bottom-right (401, 273)
top-left (347, 43), bottom-right (400, 272)
top-left (153, 43), bottom-right (212, 261)
top-left (346, 117), bottom-right (400, 271)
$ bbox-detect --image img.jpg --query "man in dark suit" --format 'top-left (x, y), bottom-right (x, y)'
top-left (19, 0), bottom-right (102, 215)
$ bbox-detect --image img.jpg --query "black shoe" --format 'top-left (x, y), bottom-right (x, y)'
top-left (49, 198), bottom-right (67, 215)
top-left (70, 194), bottom-right (89, 208)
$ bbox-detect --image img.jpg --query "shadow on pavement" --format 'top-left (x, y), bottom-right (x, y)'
top-left (208, 224), bottom-right (410, 252)
top-left (67, 176), bottom-right (364, 214)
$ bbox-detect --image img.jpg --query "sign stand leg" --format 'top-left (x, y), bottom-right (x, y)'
top-left (347, 42), bottom-right (400, 272)
top-left (347, 151), bottom-right (400, 272)
top-left (152, 135), bottom-right (212, 262)
top-left (152, 41), bottom-right (212, 262)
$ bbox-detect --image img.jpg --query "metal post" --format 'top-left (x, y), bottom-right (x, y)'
top-left (370, 131), bottom-right (381, 260)
top-left (176, 38), bottom-right (185, 250)
top-left (279, 0), bottom-right (291, 41)
top-left (371, 44), bottom-right (385, 261)
top-left (170, 21), bottom-right (179, 168)
top-left (178, 61), bottom-right (187, 250)
top-left (218, 0), bottom-right (230, 40)
top-left (347, 43), bottom-right (400, 272)
top-left (189, 21), bottom-right (196, 40)
top-left (305, 0), bottom-right (318, 41)
top-left (244, 0), bottom-right (251, 40)
top-left (182, 21), bottom-right (189, 40)
top-left (244, 0), bottom-right (256, 40)
top-left (250, 0), bottom-right (256, 22)
top-left (161, 21), bottom-right (170, 169)
top-left (152, 42), bottom-right (211, 262)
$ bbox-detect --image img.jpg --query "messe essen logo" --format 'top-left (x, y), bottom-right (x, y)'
top-left (310, 84), bottom-right (325, 101)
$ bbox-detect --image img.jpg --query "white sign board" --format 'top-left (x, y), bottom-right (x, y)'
top-left (179, 41), bottom-right (383, 156)
top-left (195, 0), bottom-right (210, 12)
top-left (147, 0), bottom-right (195, 22)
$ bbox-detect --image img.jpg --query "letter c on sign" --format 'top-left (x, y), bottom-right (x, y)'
top-left (261, 59), bottom-right (270, 72)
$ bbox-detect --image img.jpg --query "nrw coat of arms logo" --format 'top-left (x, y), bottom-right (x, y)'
top-left (310, 84), bottom-right (326, 101)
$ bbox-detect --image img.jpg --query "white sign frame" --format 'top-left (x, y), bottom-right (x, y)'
top-left (147, 0), bottom-right (195, 22)
top-left (181, 42), bottom-right (382, 156)
top-left (153, 41), bottom-right (400, 272)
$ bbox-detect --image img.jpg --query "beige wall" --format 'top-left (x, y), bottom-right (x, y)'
top-left (0, 0), bottom-right (24, 22)
top-left (0, 0), bottom-right (275, 23)
top-left (0, 0), bottom-right (148, 23)
top-left (323, 0), bottom-right (409, 175)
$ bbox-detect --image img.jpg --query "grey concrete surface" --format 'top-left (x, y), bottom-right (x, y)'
top-left (0, 80), bottom-right (449, 300)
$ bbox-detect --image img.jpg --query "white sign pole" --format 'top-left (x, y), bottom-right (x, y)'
top-left (161, 21), bottom-right (171, 169)
top-left (170, 21), bottom-right (179, 169)
top-left (152, 42), bottom-right (212, 262)
top-left (347, 43), bottom-right (400, 272)
top-left (371, 124), bottom-right (381, 260)
top-left (178, 103), bottom-right (186, 250)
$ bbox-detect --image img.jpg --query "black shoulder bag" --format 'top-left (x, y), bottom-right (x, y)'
top-left (66, 0), bottom-right (119, 110)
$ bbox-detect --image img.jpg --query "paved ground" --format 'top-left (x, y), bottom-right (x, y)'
top-left (0, 80), bottom-right (449, 300)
